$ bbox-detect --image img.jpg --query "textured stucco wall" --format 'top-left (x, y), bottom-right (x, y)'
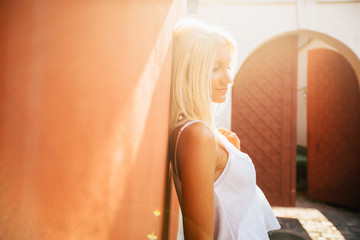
top-left (0, 0), bottom-right (185, 239)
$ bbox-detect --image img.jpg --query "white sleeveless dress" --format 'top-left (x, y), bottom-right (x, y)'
top-left (172, 120), bottom-right (280, 240)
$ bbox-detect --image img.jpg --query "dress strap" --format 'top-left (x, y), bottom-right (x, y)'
top-left (173, 120), bottom-right (212, 177)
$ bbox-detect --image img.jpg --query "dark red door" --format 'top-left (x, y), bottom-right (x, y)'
top-left (307, 49), bottom-right (360, 209)
top-left (231, 36), bottom-right (298, 206)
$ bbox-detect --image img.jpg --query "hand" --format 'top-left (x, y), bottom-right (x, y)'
top-left (218, 128), bottom-right (241, 150)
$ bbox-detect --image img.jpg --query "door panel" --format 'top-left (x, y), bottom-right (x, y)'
top-left (307, 49), bottom-right (360, 209)
top-left (231, 36), bottom-right (298, 206)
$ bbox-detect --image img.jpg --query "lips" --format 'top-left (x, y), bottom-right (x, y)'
top-left (217, 88), bottom-right (228, 93)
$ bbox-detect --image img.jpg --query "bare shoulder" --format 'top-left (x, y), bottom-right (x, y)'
top-left (180, 122), bottom-right (214, 143)
top-left (177, 122), bottom-right (216, 153)
top-left (176, 122), bottom-right (217, 179)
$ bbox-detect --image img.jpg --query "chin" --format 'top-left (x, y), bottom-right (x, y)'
top-left (212, 97), bottom-right (227, 103)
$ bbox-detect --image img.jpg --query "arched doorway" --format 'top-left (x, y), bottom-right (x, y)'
top-left (231, 33), bottom-right (360, 208)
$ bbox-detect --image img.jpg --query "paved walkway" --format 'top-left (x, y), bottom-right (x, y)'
top-left (269, 193), bottom-right (360, 240)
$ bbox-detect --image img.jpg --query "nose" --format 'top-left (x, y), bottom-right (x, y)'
top-left (221, 70), bottom-right (233, 85)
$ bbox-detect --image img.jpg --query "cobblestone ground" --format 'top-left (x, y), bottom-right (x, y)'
top-left (270, 193), bottom-right (360, 240)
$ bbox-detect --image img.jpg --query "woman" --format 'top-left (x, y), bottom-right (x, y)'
top-left (169, 18), bottom-right (280, 240)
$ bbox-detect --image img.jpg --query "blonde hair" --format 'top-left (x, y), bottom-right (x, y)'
top-left (169, 18), bottom-right (236, 133)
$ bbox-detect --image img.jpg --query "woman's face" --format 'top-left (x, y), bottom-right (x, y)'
top-left (211, 44), bottom-right (233, 103)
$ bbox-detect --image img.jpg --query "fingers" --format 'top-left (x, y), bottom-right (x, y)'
top-left (217, 128), bottom-right (227, 134)
top-left (218, 128), bottom-right (232, 135)
top-left (217, 128), bottom-right (241, 150)
top-left (218, 128), bottom-right (235, 137)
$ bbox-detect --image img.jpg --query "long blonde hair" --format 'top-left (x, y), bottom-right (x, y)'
top-left (169, 18), bottom-right (236, 133)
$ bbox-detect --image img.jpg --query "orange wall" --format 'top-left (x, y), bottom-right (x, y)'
top-left (0, 0), bottom-right (185, 239)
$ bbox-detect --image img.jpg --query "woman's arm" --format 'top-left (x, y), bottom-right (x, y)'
top-left (176, 123), bottom-right (217, 240)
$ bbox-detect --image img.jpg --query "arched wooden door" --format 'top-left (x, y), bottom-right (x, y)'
top-left (307, 49), bottom-right (360, 209)
top-left (231, 36), bottom-right (298, 206)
